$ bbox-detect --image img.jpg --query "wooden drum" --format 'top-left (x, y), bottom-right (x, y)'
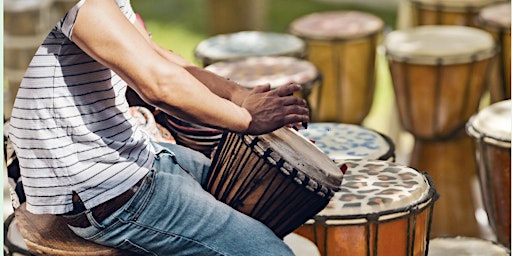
top-left (207, 127), bottom-right (344, 238)
top-left (476, 1), bottom-right (511, 103)
top-left (428, 236), bottom-right (510, 255)
top-left (205, 56), bottom-right (321, 104)
top-left (408, 0), bottom-right (504, 27)
top-left (194, 31), bottom-right (306, 67)
top-left (298, 122), bottom-right (396, 163)
top-left (384, 25), bottom-right (496, 237)
top-left (289, 11), bottom-right (385, 124)
top-left (466, 99), bottom-right (511, 248)
top-left (295, 159), bottom-right (438, 256)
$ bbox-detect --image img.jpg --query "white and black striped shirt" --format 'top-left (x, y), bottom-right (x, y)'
top-left (8, 0), bottom-right (154, 214)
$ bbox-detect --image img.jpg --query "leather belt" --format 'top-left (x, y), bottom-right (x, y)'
top-left (64, 178), bottom-right (144, 228)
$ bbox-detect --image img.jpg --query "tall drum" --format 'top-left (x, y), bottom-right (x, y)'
top-left (289, 11), bottom-right (385, 124)
top-left (194, 31), bottom-right (306, 67)
top-left (408, 0), bottom-right (504, 27)
top-left (466, 100), bottom-right (511, 248)
top-left (294, 159), bottom-right (438, 256)
top-left (476, 2), bottom-right (511, 103)
top-left (384, 25), bottom-right (496, 237)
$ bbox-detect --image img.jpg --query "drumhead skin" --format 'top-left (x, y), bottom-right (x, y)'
top-left (298, 123), bottom-right (395, 162)
top-left (194, 31), bottom-right (306, 65)
top-left (318, 159), bottom-right (433, 219)
top-left (478, 2), bottom-right (511, 30)
top-left (289, 11), bottom-right (384, 40)
top-left (384, 25), bottom-right (496, 65)
top-left (466, 99), bottom-right (511, 148)
top-left (428, 236), bottom-right (510, 256)
top-left (204, 56), bottom-right (319, 89)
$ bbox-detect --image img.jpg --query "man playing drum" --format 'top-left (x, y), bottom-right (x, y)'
top-left (7, 0), bottom-right (309, 255)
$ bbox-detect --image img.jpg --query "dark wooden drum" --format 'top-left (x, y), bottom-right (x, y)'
top-left (466, 99), bottom-right (511, 248)
top-left (207, 127), bottom-right (344, 238)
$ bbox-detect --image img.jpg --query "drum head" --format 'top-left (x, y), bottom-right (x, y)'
top-left (478, 2), bottom-right (511, 29)
top-left (289, 11), bottom-right (384, 40)
top-left (318, 159), bottom-right (433, 219)
top-left (204, 56), bottom-right (319, 89)
top-left (252, 127), bottom-right (343, 191)
top-left (466, 99), bottom-right (511, 147)
top-left (384, 25), bottom-right (496, 65)
top-left (194, 31), bottom-right (306, 63)
top-left (298, 123), bottom-right (394, 161)
top-left (428, 236), bottom-right (510, 256)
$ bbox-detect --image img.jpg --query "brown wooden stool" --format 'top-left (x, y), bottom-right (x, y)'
top-left (14, 202), bottom-right (137, 256)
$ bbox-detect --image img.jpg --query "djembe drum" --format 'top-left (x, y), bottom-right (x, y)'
top-left (476, 1), bottom-right (511, 103)
top-left (297, 122), bottom-right (396, 163)
top-left (289, 11), bottom-right (385, 124)
top-left (466, 99), bottom-right (511, 248)
top-left (204, 56), bottom-right (321, 105)
top-left (428, 236), bottom-right (510, 255)
top-left (294, 159), bottom-right (438, 256)
top-left (194, 31), bottom-right (306, 67)
top-left (384, 25), bottom-right (496, 237)
top-left (207, 127), bottom-right (344, 238)
top-left (408, 0), bottom-right (504, 27)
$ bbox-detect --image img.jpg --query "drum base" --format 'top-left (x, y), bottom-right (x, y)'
top-left (410, 133), bottom-right (480, 238)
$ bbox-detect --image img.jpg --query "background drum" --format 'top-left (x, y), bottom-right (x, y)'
top-left (194, 31), bottom-right (306, 67)
top-left (408, 0), bottom-right (504, 27)
top-left (294, 159), bottom-right (438, 256)
top-left (205, 55), bottom-right (321, 106)
top-left (476, 1), bottom-right (511, 103)
top-left (466, 99), bottom-right (511, 248)
top-left (298, 122), bottom-right (395, 163)
top-left (207, 127), bottom-right (344, 238)
top-left (384, 25), bottom-right (496, 237)
top-left (428, 236), bottom-right (510, 255)
top-left (289, 11), bottom-right (385, 124)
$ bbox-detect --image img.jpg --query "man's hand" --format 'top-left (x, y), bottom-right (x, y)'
top-left (240, 83), bottom-right (309, 135)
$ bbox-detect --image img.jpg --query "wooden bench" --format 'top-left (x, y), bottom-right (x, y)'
top-left (14, 203), bottom-right (137, 256)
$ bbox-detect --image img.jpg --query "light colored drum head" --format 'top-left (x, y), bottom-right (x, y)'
top-left (428, 236), bottom-right (510, 256)
top-left (289, 11), bottom-right (384, 40)
top-left (283, 233), bottom-right (320, 256)
top-left (252, 127), bottom-right (344, 192)
top-left (410, 0), bottom-right (503, 9)
top-left (318, 159), bottom-right (432, 220)
top-left (298, 123), bottom-right (394, 161)
top-left (204, 56), bottom-right (319, 89)
top-left (194, 31), bottom-right (306, 63)
top-left (478, 2), bottom-right (511, 29)
top-left (384, 25), bottom-right (496, 65)
top-left (466, 99), bottom-right (511, 148)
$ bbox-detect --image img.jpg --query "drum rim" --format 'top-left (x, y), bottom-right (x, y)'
top-left (289, 10), bottom-right (385, 41)
top-left (193, 31), bottom-right (307, 63)
top-left (384, 25), bottom-right (497, 65)
top-left (465, 100), bottom-right (511, 148)
top-left (476, 2), bottom-right (511, 30)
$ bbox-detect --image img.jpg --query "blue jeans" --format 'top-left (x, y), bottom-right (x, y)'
top-left (69, 142), bottom-right (294, 256)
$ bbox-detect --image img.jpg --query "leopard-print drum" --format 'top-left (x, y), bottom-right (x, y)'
top-left (294, 159), bottom-right (438, 256)
top-left (194, 31), bottom-right (306, 67)
top-left (298, 123), bottom-right (395, 162)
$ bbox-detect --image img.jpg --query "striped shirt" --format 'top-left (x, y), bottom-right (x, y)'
top-left (8, 0), bottom-right (154, 214)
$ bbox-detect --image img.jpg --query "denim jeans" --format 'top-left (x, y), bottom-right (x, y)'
top-left (69, 142), bottom-right (294, 256)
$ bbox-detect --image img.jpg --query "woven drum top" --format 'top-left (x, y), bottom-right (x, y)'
top-left (289, 11), bottom-right (384, 40)
top-left (478, 2), bottom-right (511, 29)
top-left (467, 99), bottom-right (511, 147)
top-left (298, 123), bottom-right (392, 161)
top-left (384, 25), bottom-right (495, 65)
top-left (204, 56), bottom-right (318, 89)
top-left (318, 159), bottom-right (430, 217)
top-left (194, 31), bottom-right (306, 61)
top-left (428, 236), bottom-right (510, 256)
top-left (253, 127), bottom-right (344, 191)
